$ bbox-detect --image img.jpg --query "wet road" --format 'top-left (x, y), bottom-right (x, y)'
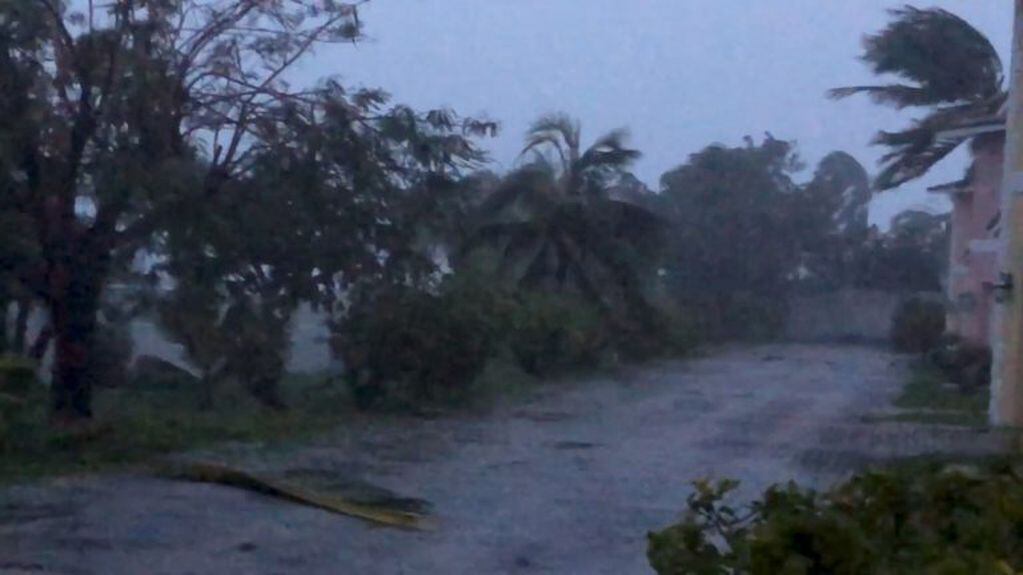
top-left (0, 344), bottom-right (1011, 574)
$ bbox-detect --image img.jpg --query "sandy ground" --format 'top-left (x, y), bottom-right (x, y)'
top-left (0, 344), bottom-right (1014, 575)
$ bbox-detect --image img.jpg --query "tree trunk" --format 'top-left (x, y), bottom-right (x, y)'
top-left (49, 261), bottom-right (105, 422)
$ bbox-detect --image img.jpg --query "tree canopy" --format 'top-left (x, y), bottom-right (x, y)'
top-left (830, 6), bottom-right (1005, 190)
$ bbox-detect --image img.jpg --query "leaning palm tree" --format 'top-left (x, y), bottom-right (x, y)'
top-left (459, 113), bottom-right (662, 306)
top-left (830, 6), bottom-right (1005, 190)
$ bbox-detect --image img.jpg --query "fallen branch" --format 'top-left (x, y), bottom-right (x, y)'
top-left (154, 461), bottom-right (429, 530)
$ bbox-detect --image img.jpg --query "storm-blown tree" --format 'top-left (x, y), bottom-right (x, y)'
top-left (855, 209), bottom-right (949, 291)
top-left (797, 151), bottom-right (873, 288)
top-left (461, 113), bottom-right (663, 310)
top-left (156, 89), bottom-right (493, 409)
top-left (830, 6), bottom-right (1005, 190)
top-left (0, 0), bottom-right (373, 421)
top-left (658, 135), bottom-right (805, 337)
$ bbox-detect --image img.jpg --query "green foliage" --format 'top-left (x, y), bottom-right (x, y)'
top-left (848, 210), bottom-right (950, 292)
top-left (891, 297), bottom-right (946, 353)
top-left (883, 362), bottom-right (988, 427)
top-left (0, 355), bottom-right (35, 398)
top-left (0, 356), bottom-right (39, 453)
top-left (330, 267), bottom-right (695, 408)
top-left (609, 299), bottom-right (701, 361)
top-left (796, 152), bottom-right (872, 289)
top-left (508, 291), bottom-right (608, 376)
top-left (928, 336), bottom-right (992, 393)
top-left (86, 318), bottom-right (134, 390)
top-left (460, 114), bottom-right (663, 312)
top-left (830, 7), bottom-right (1005, 189)
top-left (658, 136), bottom-right (802, 340)
top-left (335, 279), bottom-right (510, 409)
top-left (0, 372), bottom-right (350, 483)
top-left (649, 461), bottom-right (1023, 574)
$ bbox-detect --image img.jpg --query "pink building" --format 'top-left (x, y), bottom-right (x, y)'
top-left (929, 125), bottom-right (1005, 346)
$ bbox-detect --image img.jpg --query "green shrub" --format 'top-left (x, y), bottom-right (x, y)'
top-left (679, 292), bottom-right (786, 342)
top-left (611, 300), bottom-right (701, 361)
top-left (0, 356), bottom-right (40, 452)
top-left (648, 461), bottom-right (1023, 574)
top-left (87, 321), bottom-right (134, 389)
top-left (508, 291), bottom-right (608, 376)
top-left (890, 296), bottom-right (945, 353)
top-left (335, 280), bottom-right (509, 409)
top-left (0, 356), bottom-right (36, 399)
top-left (928, 335), bottom-right (992, 392)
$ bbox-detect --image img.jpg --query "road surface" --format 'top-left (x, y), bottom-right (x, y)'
top-left (0, 344), bottom-right (1011, 574)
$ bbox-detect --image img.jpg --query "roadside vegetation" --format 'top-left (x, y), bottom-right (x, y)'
top-left (648, 458), bottom-right (1023, 574)
top-left (0, 4), bottom-right (1013, 572)
top-left (648, 7), bottom-right (1014, 572)
top-left (864, 295), bottom-right (992, 428)
top-left (0, 1), bottom-right (962, 485)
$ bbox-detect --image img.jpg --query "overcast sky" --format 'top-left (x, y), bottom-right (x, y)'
top-left (296, 1), bottom-right (1013, 228)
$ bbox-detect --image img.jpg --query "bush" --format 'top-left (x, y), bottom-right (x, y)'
top-left (87, 320), bottom-right (134, 389)
top-left (679, 292), bottom-right (786, 342)
top-left (611, 300), bottom-right (701, 361)
top-left (890, 296), bottom-right (945, 353)
top-left (0, 356), bottom-right (40, 452)
top-left (508, 291), bottom-right (608, 376)
top-left (335, 280), bottom-right (509, 409)
top-left (648, 461), bottom-right (1023, 574)
top-left (928, 335), bottom-right (992, 392)
top-left (130, 355), bottom-right (201, 390)
top-left (718, 292), bottom-right (788, 340)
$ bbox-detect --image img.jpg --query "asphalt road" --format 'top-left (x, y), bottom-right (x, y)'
top-left (0, 344), bottom-right (1011, 574)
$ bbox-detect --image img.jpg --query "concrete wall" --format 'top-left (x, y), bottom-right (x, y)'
top-left (784, 289), bottom-right (942, 343)
top-left (23, 302), bottom-right (335, 382)
top-left (944, 137), bottom-right (1003, 346)
top-left (129, 303), bottom-right (334, 375)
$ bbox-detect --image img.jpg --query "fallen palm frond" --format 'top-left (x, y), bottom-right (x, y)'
top-left (153, 461), bottom-right (429, 530)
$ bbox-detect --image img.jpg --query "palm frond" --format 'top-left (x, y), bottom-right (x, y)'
top-left (522, 113), bottom-right (581, 169)
top-left (827, 84), bottom-right (938, 109)
top-left (830, 6), bottom-right (1006, 189)
top-left (473, 164), bottom-right (556, 218)
top-left (872, 126), bottom-right (963, 190)
top-left (835, 6), bottom-right (1003, 108)
top-left (459, 220), bottom-right (536, 253)
top-left (577, 128), bottom-right (641, 172)
top-left (592, 198), bottom-right (668, 240)
top-left (521, 133), bottom-right (568, 173)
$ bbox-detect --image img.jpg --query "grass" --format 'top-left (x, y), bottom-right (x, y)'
top-left (865, 362), bottom-right (989, 427)
top-left (0, 373), bottom-right (355, 484)
top-left (0, 356), bottom-right (545, 484)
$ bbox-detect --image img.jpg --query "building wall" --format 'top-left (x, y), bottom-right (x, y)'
top-left (21, 302), bottom-right (335, 383)
top-left (784, 289), bottom-right (941, 343)
top-left (946, 139), bottom-right (1004, 346)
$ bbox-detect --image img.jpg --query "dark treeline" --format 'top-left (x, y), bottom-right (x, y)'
top-left (0, 0), bottom-right (945, 421)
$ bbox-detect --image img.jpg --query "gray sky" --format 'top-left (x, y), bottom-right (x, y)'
top-left (298, 1), bottom-right (1013, 228)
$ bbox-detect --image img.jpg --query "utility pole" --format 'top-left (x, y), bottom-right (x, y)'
top-left (991, 0), bottom-right (1023, 426)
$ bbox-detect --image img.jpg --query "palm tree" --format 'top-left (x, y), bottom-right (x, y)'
top-left (460, 113), bottom-right (662, 306)
top-left (830, 6), bottom-right (1005, 190)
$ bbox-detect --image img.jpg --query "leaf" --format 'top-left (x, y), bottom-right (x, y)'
top-left (155, 461), bottom-right (430, 530)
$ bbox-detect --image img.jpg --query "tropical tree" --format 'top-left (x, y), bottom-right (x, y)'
top-left (854, 209), bottom-right (949, 291)
top-left (460, 113), bottom-right (663, 309)
top-left (658, 135), bottom-right (805, 337)
top-left (830, 6), bottom-right (1005, 190)
top-left (0, 0), bottom-right (379, 421)
top-left (155, 89), bottom-right (493, 409)
top-left (797, 151), bottom-right (873, 287)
